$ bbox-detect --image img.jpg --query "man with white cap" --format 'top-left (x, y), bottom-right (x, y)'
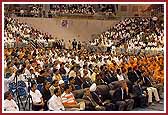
top-left (89, 83), bottom-right (97, 92)
top-left (89, 83), bottom-right (115, 111)
top-left (59, 80), bottom-right (65, 93)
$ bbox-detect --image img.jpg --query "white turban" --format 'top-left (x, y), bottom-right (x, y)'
top-left (59, 80), bottom-right (64, 85)
top-left (89, 83), bottom-right (97, 92)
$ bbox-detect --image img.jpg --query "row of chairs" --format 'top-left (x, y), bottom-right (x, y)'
top-left (7, 75), bottom-right (76, 98)
top-left (8, 81), bottom-right (27, 97)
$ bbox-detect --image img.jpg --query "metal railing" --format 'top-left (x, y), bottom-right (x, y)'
top-left (4, 10), bottom-right (119, 20)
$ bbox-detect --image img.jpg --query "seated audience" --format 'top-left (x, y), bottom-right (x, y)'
top-left (4, 91), bottom-right (19, 111)
top-left (133, 80), bottom-right (148, 108)
top-left (49, 80), bottom-right (59, 96)
top-left (141, 72), bottom-right (161, 105)
top-left (83, 88), bottom-right (105, 111)
top-left (40, 80), bottom-right (51, 111)
top-left (112, 81), bottom-right (134, 111)
top-left (30, 83), bottom-right (44, 111)
top-left (61, 84), bottom-right (85, 111)
top-left (48, 88), bottom-right (65, 111)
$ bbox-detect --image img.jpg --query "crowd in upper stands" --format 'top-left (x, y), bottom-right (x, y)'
top-left (5, 4), bottom-right (117, 18)
top-left (3, 11), bottom-right (164, 111)
top-left (4, 17), bottom-right (58, 49)
top-left (49, 4), bottom-right (116, 16)
top-left (90, 17), bottom-right (164, 55)
top-left (4, 4), bottom-right (42, 17)
top-left (49, 4), bottom-right (96, 15)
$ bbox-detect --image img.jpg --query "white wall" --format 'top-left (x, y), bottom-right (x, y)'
top-left (15, 17), bottom-right (119, 42)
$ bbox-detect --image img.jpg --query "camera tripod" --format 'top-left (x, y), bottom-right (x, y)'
top-left (24, 78), bottom-right (33, 111)
top-left (14, 73), bottom-right (24, 111)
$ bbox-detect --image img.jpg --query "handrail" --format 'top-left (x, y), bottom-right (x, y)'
top-left (4, 10), bottom-right (158, 21)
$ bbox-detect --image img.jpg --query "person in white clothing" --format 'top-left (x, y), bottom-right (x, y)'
top-left (141, 72), bottom-right (161, 105)
top-left (69, 66), bottom-right (77, 78)
top-left (48, 88), bottom-right (65, 111)
top-left (4, 68), bottom-right (16, 92)
top-left (30, 83), bottom-right (44, 111)
top-left (4, 91), bottom-right (19, 111)
top-left (116, 69), bottom-right (124, 81)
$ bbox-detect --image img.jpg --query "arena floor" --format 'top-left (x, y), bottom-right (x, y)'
top-left (132, 98), bottom-right (164, 111)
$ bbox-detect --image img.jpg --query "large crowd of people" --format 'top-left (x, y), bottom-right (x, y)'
top-left (4, 17), bottom-right (59, 49)
top-left (5, 4), bottom-right (43, 17)
top-left (5, 4), bottom-right (117, 18)
top-left (49, 4), bottom-right (96, 16)
top-left (49, 4), bottom-right (116, 16)
top-left (4, 47), bottom-right (164, 111)
top-left (3, 10), bottom-right (164, 111)
top-left (90, 16), bottom-right (164, 55)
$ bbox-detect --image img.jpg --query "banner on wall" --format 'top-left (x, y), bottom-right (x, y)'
top-left (61, 19), bottom-right (68, 28)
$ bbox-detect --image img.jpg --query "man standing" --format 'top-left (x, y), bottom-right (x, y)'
top-left (78, 41), bottom-right (82, 50)
top-left (72, 39), bottom-right (77, 50)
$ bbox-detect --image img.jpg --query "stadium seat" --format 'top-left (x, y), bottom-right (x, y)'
top-left (8, 82), bottom-right (16, 96)
top-left (62, 76), bottom-right (69, 84)
top-left (36, 84), bottom-right (43, 92)
top-left (18, 80), bottom-right (26, 87)
top-left (17, 86), bottom-right (27, 97)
